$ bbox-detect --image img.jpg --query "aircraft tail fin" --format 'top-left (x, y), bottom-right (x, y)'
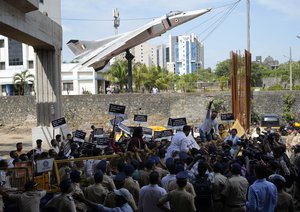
top-left (67, 40), bottom-right (94, 56)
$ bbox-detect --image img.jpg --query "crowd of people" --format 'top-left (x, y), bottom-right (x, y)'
top-left (0, 100), bottom-right (300, 212)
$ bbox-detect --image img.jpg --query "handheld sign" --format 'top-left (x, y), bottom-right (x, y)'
top-left (109, 104), bottom-right (126, 115)
top-left (142, 127), bottom-right (152, 138)
top-left (73, 130), bottom-right (86, 143)
top-left (36, 158), bottom-right (54, 173)
top-left (134, 114), bottom-right (148, 123)
top-left (118, 123), bottom-right (132, 136)
top-left (94, 128), bottom-right (104, 138)
top-left (154, 129), bottom-right (173, 141)
top-left (221, 113), bottom-right (235, 121)
top-left (51, 117), bottom-right (67, 129)
top-left (82, 142), bottom-right (96, 149)
top-left (110, 114), bottom-right (128, 126)
top-left (96, 136), bottom-right (109, 149)
top-left (167, 117), bottom-right (187, 129)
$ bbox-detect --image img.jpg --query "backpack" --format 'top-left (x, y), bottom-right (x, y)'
top-left (193, 174), bottom-right (213, 207)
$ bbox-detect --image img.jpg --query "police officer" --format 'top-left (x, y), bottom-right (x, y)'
top-left (44, 179), bottom-right (76, 212)
top-left (123, 164), bottom-right (140, 204)
top-left (158, 171), bottom-right (196, 212)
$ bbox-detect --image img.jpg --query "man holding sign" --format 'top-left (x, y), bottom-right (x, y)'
top-left (199, 100), bottom-right (219, 142)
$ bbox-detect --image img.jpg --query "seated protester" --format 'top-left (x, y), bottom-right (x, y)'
top-left (44, 179), bottom-right (76, 212)
top-left (224, 128), bottom-right (240, 157)
top-left (269, 174), bottom-right (294, 212)
top-left (74, 188), bottom-right (133, 212)
top-left (218, 124), bottom-right (229, 141)
top-left (1, 181), bottom-right (46, 212)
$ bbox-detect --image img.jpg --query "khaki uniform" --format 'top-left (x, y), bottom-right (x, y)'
top-left (104, 190), bottom-right (138, 211)
top-left (102, 174), bottom-right (116, 191)
top-left (71, 182), bottom-right (87, 212)
top-left (46, 193), bottom-right (76, 212)
top-left (275, 190), bottom-right (294, 212)
top-left (124, 177), bottom-right (140, 204)
top-left (9, 190), bottom-right (46, 212)
top-left (221, 175), bottom-right (249, 212)
top-left (155, 167), bottom-right (169, 178)
top-left (167, 180), bottom-right (196, 197)
top-left (159, 188), bottom-right (196, 212)
top-left (84, 183), bottom-right (108, 204)
top-left (139, 170), bottom-right (151, 187)
top-left (213, 173), bottom-right (227, 212)
top-left (293, 153), bottom-right (300, 211)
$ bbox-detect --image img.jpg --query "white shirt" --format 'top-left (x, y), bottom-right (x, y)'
top-left (35, 147), bottom-right (43, 154)
top-left (199, 109), bottom-right (219, 134)
top-left (165, 131), bottom-right (190, 159)
top-left (161, 174), bottom-right (176, 190)
top-left (138, 184), bottom-right (169, 212)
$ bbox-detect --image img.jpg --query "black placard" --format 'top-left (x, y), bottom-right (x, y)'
top-left (134, 114), bottom-right (148, 123)
top-left (73, 130), bottom-right (86, 143)
top-left (109, 104), bottom-right (126, 115)
top-left (82, 142), bottom-right (96, 149)
top-left (168, 118), bottom-right (187, 127)
top-left (161, 129), bottom-right (174, 138)
top-left (221, 113), bottom-right (234, 121)
top-left (51, 117), bottom-right (67, 129)
top-left (94, 128), bottom-right (104, 138)
top-left (142, 127), bottom-right (152, 138)
top-left (96, 137), bottom-right (109, 148)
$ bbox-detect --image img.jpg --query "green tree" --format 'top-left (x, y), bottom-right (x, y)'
top-left (13, 70), bottom-right (34, 95)
top-left (104, 60), bottom-right (128, 90)
top-left (176, 73), bottom-right (199, 92)
top-left (215, 59), bottom-right (231, 78)
top-left (281, 94), bottom-right (295, 123)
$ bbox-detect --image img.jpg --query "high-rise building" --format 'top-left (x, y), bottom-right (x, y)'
top-left (168, 33), bottom-right (204, 75)
top-left (0, 0), bottom-right (60, 96)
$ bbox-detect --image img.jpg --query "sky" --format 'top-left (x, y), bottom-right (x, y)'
top-left (60, 0), bottom-right (300, 69)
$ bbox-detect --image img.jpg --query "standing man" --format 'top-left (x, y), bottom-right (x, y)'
top-left (199, 100), bottom-right (219, 142)
top-left (139, 171), bottom-right (169, 212)
top-left (222, 163), bottom-right (249, 212)
top-left (246, 164), bottom-right (277, 212)
top-left (158, 171), bottom-right (196, 212)
top-left (35, 139), bottom-right (43, 154)
top-left (165, 125), bottom-right (192, 159)
top-left (16, 142), bottom-right (23, 157)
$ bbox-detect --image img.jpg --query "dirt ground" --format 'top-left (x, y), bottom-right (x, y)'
top-left (0, 126), bottom-right (33, 159)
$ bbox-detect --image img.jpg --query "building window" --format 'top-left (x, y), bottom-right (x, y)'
top-left (28, 60), bottom-right (34, 69)
top-left (63, 82), bottom-right (73, 91)
top-left (39, 0), bottom-right (44, 3)
top-left (0, 40), bottom-right (4, 48)
top-left (0, 62), bottom-right (5, 70)
top-left (8, 39), bottom-right (23, 66)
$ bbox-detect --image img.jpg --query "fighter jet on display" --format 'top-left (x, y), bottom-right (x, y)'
top-left (67, 8), bottom-right (211, 71)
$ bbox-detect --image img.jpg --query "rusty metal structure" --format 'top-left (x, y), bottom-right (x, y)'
top-left (231, 50), bottom-right (251, 131)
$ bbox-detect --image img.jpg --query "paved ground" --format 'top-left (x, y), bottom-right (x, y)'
top-left (0, 126), bottom-right (32, 159)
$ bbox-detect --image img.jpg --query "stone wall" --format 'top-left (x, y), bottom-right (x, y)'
top-left (0, 91), bottom-right (299, 130)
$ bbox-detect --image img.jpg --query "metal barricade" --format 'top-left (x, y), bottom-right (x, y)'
top-left (0, 167), bottom-right (29, 191)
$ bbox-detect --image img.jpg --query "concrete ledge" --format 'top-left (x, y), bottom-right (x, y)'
top-left (0, 0), bottom-right (61, 49)
top-left (4, 0), bottom-right (38, 13)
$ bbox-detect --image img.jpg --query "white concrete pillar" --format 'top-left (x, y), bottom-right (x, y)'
top-left (35, 49), bottom-right (62, 126)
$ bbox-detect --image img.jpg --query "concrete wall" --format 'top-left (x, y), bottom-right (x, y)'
top-left (0, 91), bottom-right (299, 129)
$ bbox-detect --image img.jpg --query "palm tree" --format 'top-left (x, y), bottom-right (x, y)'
top-left (13, 70), bottom-right (34, 95)
top-left (104, 60), bottom-right (128, 90)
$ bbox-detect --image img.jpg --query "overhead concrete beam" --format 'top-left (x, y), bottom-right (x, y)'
top-left (0, 0), bottom-right (61, 49)
top-left (4, 0), bottom-right (39, 13)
